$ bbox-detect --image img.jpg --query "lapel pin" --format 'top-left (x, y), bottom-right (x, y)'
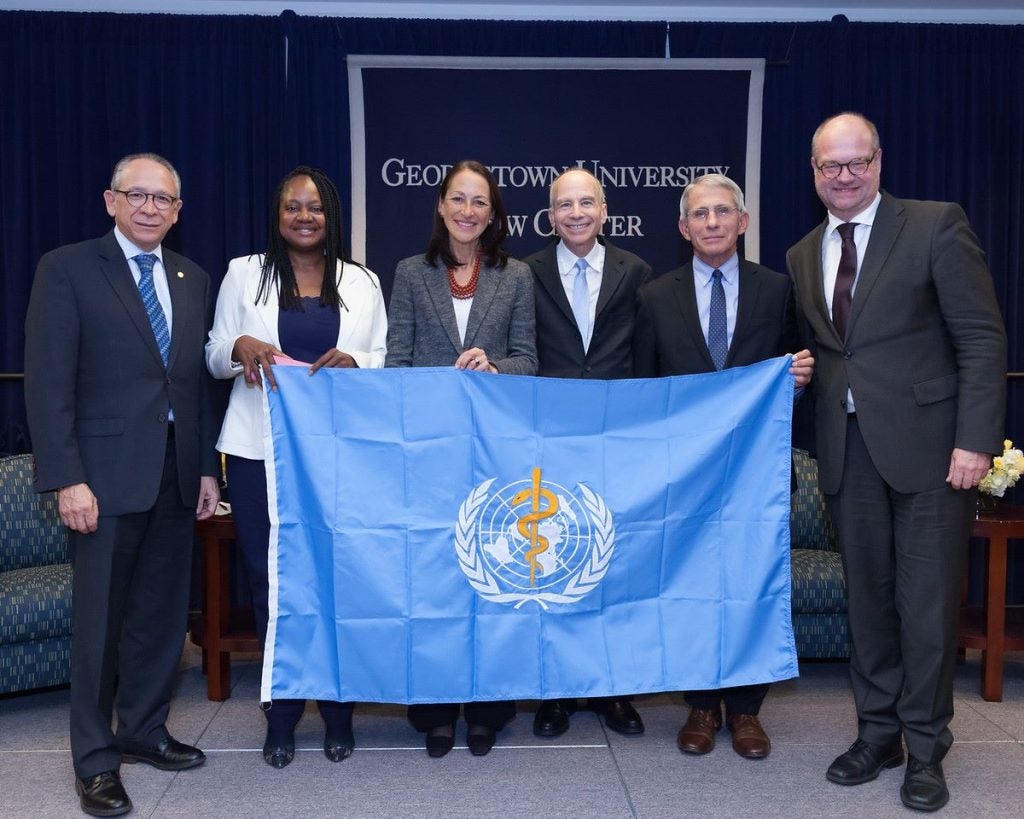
top-left (177, 271), bottom-right (184, 278)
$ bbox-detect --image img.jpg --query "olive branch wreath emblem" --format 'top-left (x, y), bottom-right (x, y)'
top-left (454, 477), bottom-right (616, 610)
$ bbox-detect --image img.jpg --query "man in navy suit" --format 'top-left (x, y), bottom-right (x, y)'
top-left (523, 167), bottom-right (652, 737)
top-left (787, 113), bottom-right (1006, 812)
top-left (634, 173), bottom-right (813, 760)
top-left (25, 153), bottom-right (220, 817)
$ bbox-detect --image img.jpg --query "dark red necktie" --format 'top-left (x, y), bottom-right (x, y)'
top-left (831, 222), bottom-right (859, 339)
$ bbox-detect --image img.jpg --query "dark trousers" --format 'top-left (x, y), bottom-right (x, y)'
top-left (224, 455), bottom-right (272, 648)
top-left (408, 701), bottom-right (516, 733)
top-left (685, 684), bottom-right (769, 716)
top-left (226, 455), bottom-right (351, 735)
top-left (70, 435), bottom-right (193, 778)
top-left (827, 418), bottom-right (973, 763)
top-left (537, 696), bottom-right (633, 713)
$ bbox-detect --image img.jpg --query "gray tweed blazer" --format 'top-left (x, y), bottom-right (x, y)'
top-left (385, 254), bottom-right (537, 374)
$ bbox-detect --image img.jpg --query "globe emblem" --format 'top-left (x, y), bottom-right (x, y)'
top-left (455, 470), bottom-right (615, 608)
top-left (476, 477), bottom-right (594, 592)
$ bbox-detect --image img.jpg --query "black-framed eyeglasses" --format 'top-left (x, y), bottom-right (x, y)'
top-left (687, 205), bottom-right (740, 222)
top-left (815, 151), bottom-right (878, 180)
top-left (114, 189), bottom-right (179, 210)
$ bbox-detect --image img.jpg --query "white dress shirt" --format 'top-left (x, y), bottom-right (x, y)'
top-left (820, 192), bottom-right (882, 413)
top-left (113, 226), bottom-right (172, 333)
top-left (822, 192), bottom-right (881, 319)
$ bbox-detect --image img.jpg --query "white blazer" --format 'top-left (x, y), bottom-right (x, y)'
top-left (206, 254), bottom-right (388, 459)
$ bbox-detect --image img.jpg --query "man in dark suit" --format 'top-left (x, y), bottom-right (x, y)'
top-left (634, 173), bottom-right (814, 760)
top-left (25, 153), bottom-right (220, 817)
top-left (787, 113), bottom-right (1006, 812)
top-left (523, 167), bottom-right (652, 737)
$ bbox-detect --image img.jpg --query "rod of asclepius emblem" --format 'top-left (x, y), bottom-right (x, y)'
top-left (511, 467), bottom-right (559, 586)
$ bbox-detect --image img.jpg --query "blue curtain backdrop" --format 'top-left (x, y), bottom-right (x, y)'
top-left (1, 11), bottom-right (1021, 594)
top-left (279, 13), bottom-right (668, 261)
top-left (668, 19), bottom-right (1024, 515)
top-left (668, 19), bottom-right (1023, 378)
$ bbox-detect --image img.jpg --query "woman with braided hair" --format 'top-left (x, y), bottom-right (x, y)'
top-left (207, 166), bottom-right (387, 768)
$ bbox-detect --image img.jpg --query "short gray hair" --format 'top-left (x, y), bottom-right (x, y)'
top-left (679, 173), bottom-right (746, 219)
top-left (110, 152), bottom-right (181, 197)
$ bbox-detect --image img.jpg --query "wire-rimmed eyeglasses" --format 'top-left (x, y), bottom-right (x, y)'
top-left (687, 205), bottom-right (740, 222)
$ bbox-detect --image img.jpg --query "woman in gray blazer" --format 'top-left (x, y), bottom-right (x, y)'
top-left (386, 160), bottom-right (537, 758)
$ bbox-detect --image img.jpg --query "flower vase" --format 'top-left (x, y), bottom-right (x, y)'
top-left (976, 493), bottom-right (1000, 518)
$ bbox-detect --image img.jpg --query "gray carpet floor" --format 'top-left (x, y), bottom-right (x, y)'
top-left (2, 645), bottom-right (1022, 818)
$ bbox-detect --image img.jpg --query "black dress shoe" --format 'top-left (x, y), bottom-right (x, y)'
top-left (901, 758), bottom-right (949, 812)
top-left (264, 724), bottom-right (296, 769)
top-left (533, 700), bottom-right (572, 737)
top-left (324, 737), bottom-right (354, 762)
top-left (826, 738), bottom-right (904, 785)
top-left (597, 699), bottom-right (644, 735)
top-left (76, 771), bottom-right (132, 817)
top-left (324, 723), bottom-right (354, 762)
top-left (466, 724), bottom-right (497, 757)
top-left (425, 723), bottom-right (455, 758)
top-left (263, 742), bottom-right (295, 769)
top-left (120, 736), bottom-right (205, 771)
top-left (322, 701), bottom-right (355, 762)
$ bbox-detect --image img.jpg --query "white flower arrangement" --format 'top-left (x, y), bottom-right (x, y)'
top-left (978, 439), bottom-right (1023, 497)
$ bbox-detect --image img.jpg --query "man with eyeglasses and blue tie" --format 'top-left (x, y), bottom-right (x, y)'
top-left (787, 113), bottom-right (1006, 812)
top-left (25, 153), bottom-right (220, 817)
top-left (634, 172), bottom-right (814, 760)
top-left (523, 167), bottom-right (653, 739)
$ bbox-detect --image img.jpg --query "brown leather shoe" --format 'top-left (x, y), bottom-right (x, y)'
top-left (676, 707), bottom-right (721, 754)
top-left (726, 713), bottom-right (771, 759)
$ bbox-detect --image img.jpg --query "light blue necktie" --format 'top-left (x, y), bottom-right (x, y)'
top-left (707, 269), bottom-right (728, 370)
top-left (135, 253), bottom-right (170, 366)
top-left (571, 257), bottom-right (590, 345)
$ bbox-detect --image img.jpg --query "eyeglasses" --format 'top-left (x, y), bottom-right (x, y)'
top-left (114, 189), bottom-right (179, 211)
top-left (815, 151), bottom-right (878, 180)
top-left (687, 205), bottom-right (739, 222)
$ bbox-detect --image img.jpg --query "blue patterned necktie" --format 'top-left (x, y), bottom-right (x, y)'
top-left (571, 257), bottom-right (590, 345)
top-left (134, 253), bottom-right (170, 366)
top-left (707, 269), bottom-right (728, 370)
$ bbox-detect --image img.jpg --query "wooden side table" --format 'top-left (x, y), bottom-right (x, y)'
top-left (194, 514), bottom-right (260, 701)
top-left (960, 503), bottom-right (1024, 702)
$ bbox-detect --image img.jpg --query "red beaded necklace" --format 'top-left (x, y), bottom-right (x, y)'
top-left (448, 250), bottom-right (481, 299)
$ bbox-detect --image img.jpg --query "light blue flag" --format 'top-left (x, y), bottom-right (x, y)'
top-left (261, 357), bottom-right (798, 704)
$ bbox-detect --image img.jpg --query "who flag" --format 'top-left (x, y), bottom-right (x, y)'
top-left (261, 358), bottom-right (798, 704)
